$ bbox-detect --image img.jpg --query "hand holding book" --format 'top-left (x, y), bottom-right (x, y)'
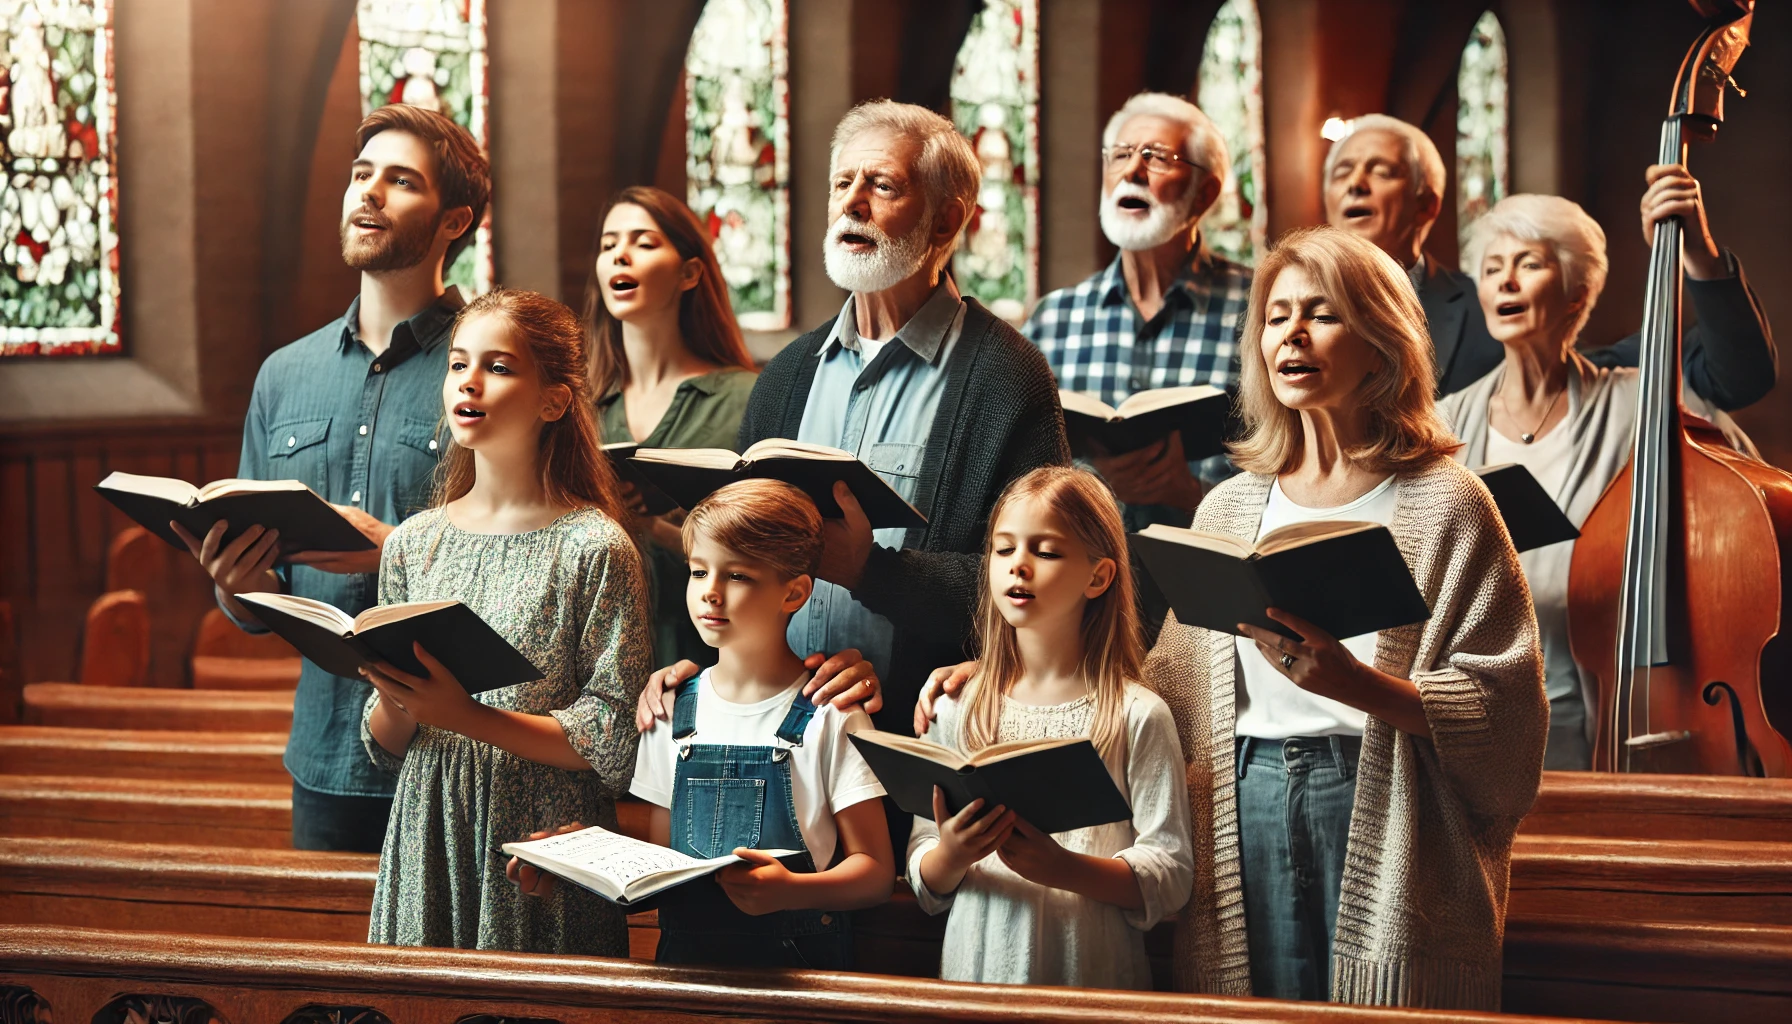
top-left (1236, 606), bottom-right (1435, 740)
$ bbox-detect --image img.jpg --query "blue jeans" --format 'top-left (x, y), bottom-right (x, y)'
top-left (1235, 735), bottom-right (1360, 1001)
top-left (290, 780), bottom-right (393, 852)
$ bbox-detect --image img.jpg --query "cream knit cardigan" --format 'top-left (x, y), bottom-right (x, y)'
top-left (1148, 456), bottom-right (1547, 1010)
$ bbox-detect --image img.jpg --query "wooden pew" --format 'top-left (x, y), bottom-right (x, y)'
top-left (0, 837), bottom-right (373, 941)
top-left (0, 774), bottom-right (290, 847)
top-left (22, 682), bottom-right (293, 732)
top-left (189, 608), bottom-right (303, 691)
top-left (4, 830), bottom-right (1787, 1022)
top-left (1509, 833), bottom-right (1792, 927)
top-left (1521, 770), bottom-right (1792, 843)
top-left (0, 727), bottom-right (288, 784)
top-left (0, 925), bottom-right (1588, 1024)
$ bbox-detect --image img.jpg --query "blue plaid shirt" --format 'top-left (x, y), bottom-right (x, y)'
top-left (1026, 247), bottom-right (1253, 524)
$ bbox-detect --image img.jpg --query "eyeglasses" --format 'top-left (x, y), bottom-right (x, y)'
top-left (1102, 143), bottom-right (1202, 174)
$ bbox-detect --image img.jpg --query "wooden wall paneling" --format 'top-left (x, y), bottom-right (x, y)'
top-left (0, 460), bottom-right (29, 722)
top-left (0, 420), bottom-right (243, 693)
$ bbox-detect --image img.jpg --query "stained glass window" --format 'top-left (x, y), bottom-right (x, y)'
top-left (356, 0), bottom-right (490, 294)
top-left (1456, 9), bottom-right (1508, 249)
top-left (1195, 0), bottom-right (1266, 265)
top-left (686, 0), bottom-right (789, 332)
top-left (950, 0), bottom-right (1038, 325)
top-left (0, 0), bottom-right (119, 357)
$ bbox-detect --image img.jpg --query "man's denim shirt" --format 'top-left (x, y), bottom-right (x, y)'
top-left (226, 289), bottom-right (462, 798)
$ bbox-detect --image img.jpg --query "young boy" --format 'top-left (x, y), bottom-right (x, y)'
top-left (629, 478), bottom-right (893, 968)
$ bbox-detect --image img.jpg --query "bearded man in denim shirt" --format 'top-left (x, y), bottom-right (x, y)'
top-left (172, 105), bottom-right (490, 851)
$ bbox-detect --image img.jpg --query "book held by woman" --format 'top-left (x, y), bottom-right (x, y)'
top-left (1129, 520), bottom-right (1430, 641)
top-left (236, 593), bottom-right (540, 693)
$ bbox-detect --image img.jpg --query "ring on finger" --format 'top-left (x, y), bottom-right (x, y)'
top-left (1281, 652), bottom-right (1297, 670)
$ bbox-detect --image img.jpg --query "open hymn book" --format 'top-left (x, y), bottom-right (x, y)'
top-left (94, 471), bottom-right (374, 555)
top-left (1129, 520), bottom-right (1431, 642)
top-left (628, 439), bottom-right (927, 530)
top-left (848, 732), bottom-right (1132, 836)
top-left (235, 594), bottom-right (541, 694)
top-left (1058, 385), bottom-right (1230, 459)
top-left (501, 825), bottom-right (799, 907)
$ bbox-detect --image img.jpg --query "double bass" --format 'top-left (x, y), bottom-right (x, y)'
top-left (1568, 0), bottom-right (1792, 777)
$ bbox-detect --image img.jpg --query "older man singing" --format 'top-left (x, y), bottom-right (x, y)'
top-left (1027, 92), bottom-right (1252, 527)
top-left (637, 100), bottom-right (1069, 734)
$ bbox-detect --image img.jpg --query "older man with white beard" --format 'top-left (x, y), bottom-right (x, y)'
top-left (1026, 93), bottom-right (1251, 529)
top-left (634, 100), bottom-right (1068, 739)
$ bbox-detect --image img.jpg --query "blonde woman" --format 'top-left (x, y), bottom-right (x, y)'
top-left (1151, 226), bottom-right (1545, 1008)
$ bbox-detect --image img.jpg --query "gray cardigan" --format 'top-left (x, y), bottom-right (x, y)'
top-left (1147, 458), bottom-right (1547, 1010)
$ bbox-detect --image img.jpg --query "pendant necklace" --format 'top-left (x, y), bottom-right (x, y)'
top-left (1504, 386), bottom-right (1564, 444)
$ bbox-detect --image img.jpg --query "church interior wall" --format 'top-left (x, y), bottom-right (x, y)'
top-left (5, 0), bottom-right (1792, 700)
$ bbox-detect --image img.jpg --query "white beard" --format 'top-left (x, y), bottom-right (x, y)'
top-left (1099, 180), bottom-right (1199, 252)
top-left (823, 215), bottom-right (934, 294)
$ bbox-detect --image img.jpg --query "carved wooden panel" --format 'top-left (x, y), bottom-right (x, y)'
top-left (0, 986), bottom-right (49, 1024)
top-left (279, 1007), bottom-right (390, 1024)
top-left (91, 995), bottom-right (223, 1024)
top-left (455, 1016), bottom-right (561, 1024)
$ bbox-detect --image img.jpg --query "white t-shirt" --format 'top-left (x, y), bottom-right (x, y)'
top-left (1233, 475), bottom-right (1399, 739)
top-left (1487, 421), bottom-right (1587, 761)
top-left (629, 668), bottom-right (886, 869)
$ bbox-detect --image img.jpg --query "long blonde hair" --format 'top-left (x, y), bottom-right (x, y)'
top-left (1229, 226), bottom-right (1460, 476)
top-left (959, 467), bottom-right (1143, 759)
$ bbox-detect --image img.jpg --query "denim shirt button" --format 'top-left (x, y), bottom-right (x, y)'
top-left (287, 436), bottom-right (297, 447)
top-left (428, 439), bottom-right (438, 451)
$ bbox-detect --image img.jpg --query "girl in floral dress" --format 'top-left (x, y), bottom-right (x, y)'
top-left (360, 289), bottom-right (650, 955)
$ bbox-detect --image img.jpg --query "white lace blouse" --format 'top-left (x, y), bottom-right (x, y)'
top-left (905, 683), bottom-right (1194, 989)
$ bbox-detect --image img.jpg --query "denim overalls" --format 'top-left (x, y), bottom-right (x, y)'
top-left (654, 678), bottom-right (855, 969)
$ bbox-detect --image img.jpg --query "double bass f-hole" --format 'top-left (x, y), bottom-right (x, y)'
top-left (1568, 0), bottom-right (1792, 778)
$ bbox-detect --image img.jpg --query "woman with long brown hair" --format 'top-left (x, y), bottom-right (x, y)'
top-left (358, 289), bottom-right (650, 957)
top-left (584, 186), bottom-right (757, 669)
top-left (1151, 227), bottom-right (1545, 1009)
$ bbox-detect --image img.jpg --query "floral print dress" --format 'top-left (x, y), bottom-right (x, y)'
top-left (361, 506), bottom-right (650, 955)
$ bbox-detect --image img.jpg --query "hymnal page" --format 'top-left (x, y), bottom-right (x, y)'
top-left (503, 825), bottom-right (799, 904)
top-left (1113, 384), bottom-right (1224, 419)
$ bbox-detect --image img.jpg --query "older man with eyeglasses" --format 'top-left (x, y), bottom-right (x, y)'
top-left (1025, 92), bottom-right (1250, 528)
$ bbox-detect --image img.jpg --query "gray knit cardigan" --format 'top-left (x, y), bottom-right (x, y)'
top-left (1146, 456), bottom-right (1547, 1010)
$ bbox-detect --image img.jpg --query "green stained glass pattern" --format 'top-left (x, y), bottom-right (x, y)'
top-left (1457, 10), bottom-right (1507, 250)
top-left (0, 0), bottom-right (120, 357)
top-left (356, 0), bottom-right (490, 294)
top-left (1196, 0), bottom-right (1266, 265)
top-left (686, 0), bottom-right (789, 332)
top-left (950, 0), bottom-right (1038, 325)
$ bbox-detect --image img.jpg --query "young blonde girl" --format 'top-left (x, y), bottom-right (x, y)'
top-left (908, 466), bottom-right (1193, 989)
top-left (359, 289), bottom-right (650, 956)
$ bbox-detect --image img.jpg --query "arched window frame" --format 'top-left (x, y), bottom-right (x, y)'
top-left (355, 0), bottom-right (493, 295)
top-left (949, 0), bottom-right (1040, 325)
top-left (1195, 0), bottom-right (1267, 265)
top-left (0, 0), bottom-right (122, 357)
top-left (685, 0), bottom-right (791, 333)
top-left (1456, 9), bottom-right (1509, 249)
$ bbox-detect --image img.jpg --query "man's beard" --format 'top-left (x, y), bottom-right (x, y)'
top-left (340, 206), bottom-right (440, 272)
top-left (1099, 180), bottom-right (1199, 252)
top-left (822, 215), bottom-right (934, 294)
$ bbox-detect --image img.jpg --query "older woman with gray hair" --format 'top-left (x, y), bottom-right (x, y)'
top-left (1437, 193), bottom-right (1772, 770)
top-left (1151, 225), bottom-right (1545, 1010)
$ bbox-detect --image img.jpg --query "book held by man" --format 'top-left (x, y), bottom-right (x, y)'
top-left (94, 471), bottom-right (374, 555)
top-left (628, 438), bottom-right (927, 530)
top-left (1474, 463), bottom-right (1580, 553)
top-left (601, 442), bottom-right (681, 517)
top-left (235, 593), bottom-right (540, 694)
top-left (501, 824), bottom-right (800, 907)
top-left (1058, 385), bottom-right (1230, 459)
top-left (848, 731), bottom-right (1132, 836)
top-left (1129, 520), bottom-right (1431, 641)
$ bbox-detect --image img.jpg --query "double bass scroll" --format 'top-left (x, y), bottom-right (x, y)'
top-left (1567, 0), bottom-right (1792, 777)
